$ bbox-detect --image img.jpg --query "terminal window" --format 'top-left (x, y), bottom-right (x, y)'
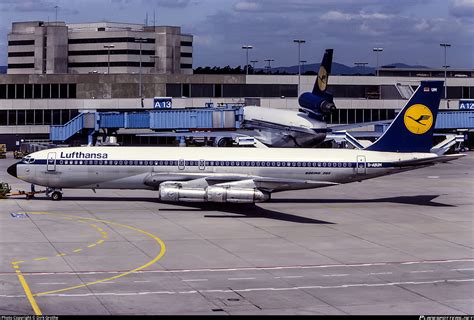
top-left (0, 84), bottom-right (6, 99)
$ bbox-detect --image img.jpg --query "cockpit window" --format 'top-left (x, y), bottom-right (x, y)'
top-left (22, 157), bottom-right (35, 164)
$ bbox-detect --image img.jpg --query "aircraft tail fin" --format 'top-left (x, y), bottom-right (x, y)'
top-left (312, 49), bottom-right (333, 95)
top-left (298, 49), bottom-right (335, 117)
top-left (365, 80), bottom-right (443, 153)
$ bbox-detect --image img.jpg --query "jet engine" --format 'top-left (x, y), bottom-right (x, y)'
top-left (298, 92), bottom-right (336, 116)
top-left (159, 184), bottom-right (269, 203)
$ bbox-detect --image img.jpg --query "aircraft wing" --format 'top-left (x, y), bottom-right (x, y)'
top-left (196, 174), bottom-right (338, 192)
top-left (138, 131), bottom-right (255, 138)
top-left (138, 130), bottom-right (270, 148)
top-left (146, 172), bottom-right (339, 193)
top-left (252, 177), bottom-right (339, 192)
top-left (329, 120), bottom-right (391, 132)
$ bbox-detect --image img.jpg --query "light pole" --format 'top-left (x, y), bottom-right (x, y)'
top-left (354, 62), bottom-right (368, 75)
top-left (300, 60), bottom-right (307, 75)
top-left (293, 39), bottom-right (305, 94)
top-left (264, 59), bottom-right (274, 74)
top-left (242, 45), bottom-right (253, 75)
top-left (372, 47), bottom-right (383, 76)
top-left (135, 38), bottom-right (147, 99)
top-left (104, 44), bottom-right (115, 74)
top-left (250, 60), bottom-right (258, 73)
top-left (150, 55), bottom-right (159, 74)
top-left (440, 43), bottom-right (451, 107)
top-left (54, 5), bottom-right (58, 23)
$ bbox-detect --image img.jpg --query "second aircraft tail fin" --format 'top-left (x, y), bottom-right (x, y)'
top-left (312, 49), bottom-right (333, 95)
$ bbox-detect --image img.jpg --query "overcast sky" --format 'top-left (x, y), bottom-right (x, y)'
top-left (0, 0), bottom-right (473, 69)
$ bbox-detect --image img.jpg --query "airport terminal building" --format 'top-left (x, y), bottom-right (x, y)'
top-left (1, 70), bottom-right (473, 147)
top-left (1, 21), bottom-right (474, 149)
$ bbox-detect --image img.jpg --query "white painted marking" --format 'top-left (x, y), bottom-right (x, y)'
top-left (1, 278), bottom-right (473, 298)
top-left (369, 272), bottom-right (393, 275)
top-left (38, 282), bottom-right (67, 285)
top-left (96, 281), bottom-right (115, 284)
top-left (0, 294), bottom-right (25, 298)
top-left (281, 276), bottom-right (303, 279)
top-left (133, 280), bottom-right (151, 283)
top-left (182, 279), bottom-right (208, 282)
top-left (427, 176), bottom-right (439, 179)
top-left (402, 259), bottom-right (471, 265)
top-left (228, 277), bottom-right (256, 281)
top-left (2, 259), bottom-right (472, 277)
top-left (322, 274), bottom-right (349, 277)
top-left (451, 279), bottom-right (474, 283)
top-left (409, 270), bottom-right (434, 273)
top-left (452, 268), bottom-right (474, 271)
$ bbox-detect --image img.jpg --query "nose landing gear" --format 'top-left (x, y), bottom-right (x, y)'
top-left (46, 188), bottom-right (63, 201)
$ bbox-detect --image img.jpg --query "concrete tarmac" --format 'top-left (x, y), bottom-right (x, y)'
top-left (0, 152), bottom-right (473, 315)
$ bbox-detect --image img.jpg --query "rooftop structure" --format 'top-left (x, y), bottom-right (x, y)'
top-left (7, 21), bottom-right (193, 75)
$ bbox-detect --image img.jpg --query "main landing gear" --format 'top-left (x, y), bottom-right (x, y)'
top-left (46, 188), bottom-right (63, 201)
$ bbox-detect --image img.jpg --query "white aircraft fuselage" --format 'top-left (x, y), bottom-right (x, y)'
top-left (10, 146), bottom-right (436, 203)
top-left (242, 106), bottom-right (326, 147)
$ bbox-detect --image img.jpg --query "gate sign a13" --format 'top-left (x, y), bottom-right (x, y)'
top-left (154, 97), bottom-right (172, 109)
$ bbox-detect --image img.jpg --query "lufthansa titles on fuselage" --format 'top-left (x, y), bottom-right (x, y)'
top-left (59, 151), bottom-right (109, 159)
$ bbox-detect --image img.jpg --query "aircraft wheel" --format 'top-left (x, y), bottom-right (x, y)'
top-left (51, 191), bottom-right (63, 201)
top-left (216, 137), bottom-right (232, 147)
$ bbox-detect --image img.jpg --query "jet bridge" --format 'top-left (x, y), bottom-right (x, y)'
top-left (50, 106), bottom-right (244, 143)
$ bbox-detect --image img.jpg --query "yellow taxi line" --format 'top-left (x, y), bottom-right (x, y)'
top-left (30, 212), bottom-right (166, 297)
top-left (16, 270), bottom-right (42, 315)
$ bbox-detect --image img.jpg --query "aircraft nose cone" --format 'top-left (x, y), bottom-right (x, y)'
top-left (7, 163), bottom-right (18, 178)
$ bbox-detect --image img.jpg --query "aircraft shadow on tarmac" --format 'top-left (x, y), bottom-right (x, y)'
top-left (159, 194), bottom-right (453, 224)
top-left (162, 203), bottom-right (335, 224)
top-left (269, 194), bottom-right (455, 207)
top-left (31, 194), bottom-right (453, 225)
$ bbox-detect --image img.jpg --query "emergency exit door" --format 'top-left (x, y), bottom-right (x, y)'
top-left (47, 152), bottom-right (57, 171)
top-left (356, 155), bottom-right (366, 175)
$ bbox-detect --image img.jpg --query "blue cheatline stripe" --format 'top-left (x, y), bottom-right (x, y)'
top-left (22, 159), bottom-right (392, 168)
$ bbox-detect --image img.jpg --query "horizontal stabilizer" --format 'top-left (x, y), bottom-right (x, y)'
top-left (392, 153), bottom-right (466, 168)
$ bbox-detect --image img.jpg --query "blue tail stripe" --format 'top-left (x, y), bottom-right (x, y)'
top-left (365, 80), bottom-right (443, 153)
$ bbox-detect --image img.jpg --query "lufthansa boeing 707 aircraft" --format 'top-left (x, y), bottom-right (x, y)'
top-left (7, 80), bottom-right (463, 203)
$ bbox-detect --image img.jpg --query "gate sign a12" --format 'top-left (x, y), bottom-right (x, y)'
top-left (459, 100), bottom-right (474, 110)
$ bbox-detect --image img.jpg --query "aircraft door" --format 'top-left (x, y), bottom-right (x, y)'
top-left (47, 152), bottom-right (57, 171)
top-left (199, 159), bottom-right (205, 171)
top-left (356, 155), bottom-right (366, 175)
top-left (178, 159), bottom-right (185, 170)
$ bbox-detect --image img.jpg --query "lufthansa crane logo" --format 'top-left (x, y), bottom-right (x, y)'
top-left (317, 66), bottom-right (328, 92)
top-left (403, 104), bottom-right (433, 134)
